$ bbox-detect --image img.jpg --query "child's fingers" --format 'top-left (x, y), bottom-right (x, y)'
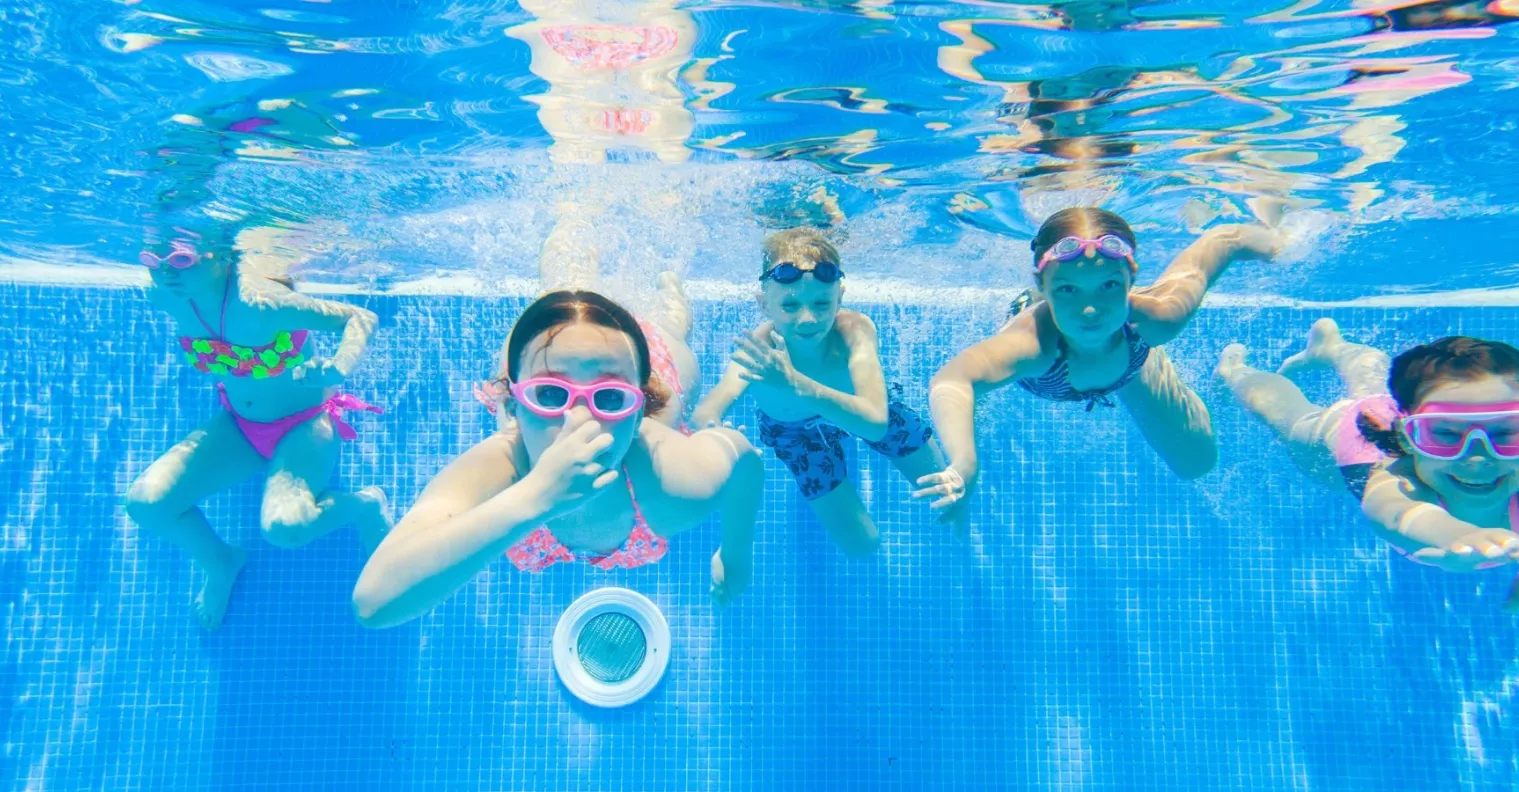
top-left (734, 336), bottom-right (767, 358)
top-left (554, 411), bottom-right (593, 441)
top-left (911, 483), bottom-right (945, 499)
top-left (1475, 540), bottom-right (1508, 559)
top-left (591, 468), bottom-right (620, 490)
top-left (731, 349), bottom-right (762, 371)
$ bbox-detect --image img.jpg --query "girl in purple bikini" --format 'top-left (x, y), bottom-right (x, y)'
top-left (125, 226), bottom-right (391, 630)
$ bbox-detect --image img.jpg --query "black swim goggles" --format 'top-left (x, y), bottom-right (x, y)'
top-left (759, 260), bottom-right (844, 284)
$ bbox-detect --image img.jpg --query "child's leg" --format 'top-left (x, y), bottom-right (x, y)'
top-left (1117, 347), bottom-right (1217, 480)
top-left (644, 272), bottom-right (701, 427)
top-left (651, 271), bottom-right (693, 342)
top-left (1217, 343), bottom-right (1342, 487)
top-left (538, 200), bottom-right (601, 293)
top-left (125, 412), bottom-right (263, 629)
top-left (261, 415), bottom-right (391, 551)
top-left (1278, 318), bottom-right (1390, 399)
top-left (761, 417), bottom-right (879, 556)
top-left (1218, 343), bottom-right (1323, 438)
top-left (805, 485), bottom-right (881, 557)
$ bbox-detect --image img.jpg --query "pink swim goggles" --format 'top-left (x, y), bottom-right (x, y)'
top-left (1036, 234), bottom-right (1136, 273)
top-left (1400, 402), bottom-right (1519, 460)
top-left (139, 238), bottom-right (202, 269)
top-left (509, 376), bottom-right (645, 421)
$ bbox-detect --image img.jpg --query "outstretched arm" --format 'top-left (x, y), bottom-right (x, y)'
top-left (642, 423), bottom-right (764, 604)
top-left (1129, 225), bottom-right (1280, 345)
top-left (927, 318), bottom-right (1046, 484)
top-left (1360, 458), bottom-right (1519, 571)
top-left (690, 361), bottom-right (752, 428)
top-left (351, 434), bottom-right (536, 628)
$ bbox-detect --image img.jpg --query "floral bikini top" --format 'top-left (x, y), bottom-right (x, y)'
top-left (506, 471), bottom-right (667, 572)
top-left (179, 276), bottom-right (308, 378)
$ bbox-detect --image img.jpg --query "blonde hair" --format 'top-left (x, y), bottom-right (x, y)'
top-left (761, 227), bottom-right (840, 277)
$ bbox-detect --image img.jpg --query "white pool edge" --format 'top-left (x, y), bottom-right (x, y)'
top-left (3, 262), bottom-right (1517, 309)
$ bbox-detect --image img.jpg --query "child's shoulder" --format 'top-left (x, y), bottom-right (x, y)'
top-left (833, 309), bottom-right (876, 334)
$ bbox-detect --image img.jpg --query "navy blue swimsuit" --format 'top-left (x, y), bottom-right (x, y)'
top-left (1005, 290), bottom-right (1152, 411)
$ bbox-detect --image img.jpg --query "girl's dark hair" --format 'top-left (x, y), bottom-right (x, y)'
top-left (502, 290), bottom-right (668, 415)
top-left (1030, 207), bottom-right (1137, 278)
top-left (1358, 336), bottom-right (1519, 456)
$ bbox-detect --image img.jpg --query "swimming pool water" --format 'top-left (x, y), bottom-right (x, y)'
top-left (4, 281), bottom-right (1516, 791)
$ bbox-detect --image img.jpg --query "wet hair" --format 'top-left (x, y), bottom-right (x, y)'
top-left (1358, 336), bottom-right (1519, 456)
top-left (762, 227), bottom-right (841, 277)
top-left (1030, 207), bottom-right (1137, 283)
top-left (501, 290), bottom-right (668, 415)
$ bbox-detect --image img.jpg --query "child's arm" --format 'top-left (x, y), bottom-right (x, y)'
top-left (252, 282), bottom-right (378, 383)
top-left (926, 317), bottom-right (1046, 489)
top-left (1129, 225), bottom-right (1280, 345)
top-left (641, 422), bottom-right (764, 604)
top-left (1360, 458), bottom-right (1519, 570)
top-left (690, 362), bottom-right (752, 429)
top-left (353, 416), bottom-right (619, 628)
top-left (730, 312), bottom-right (889, 441)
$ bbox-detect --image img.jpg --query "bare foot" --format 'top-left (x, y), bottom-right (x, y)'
top-left (194, 546), bottom-right (247, 631)
top-left (355, 486), bottom-right (392, 552)
top-left (655, 270), bottom-right (692, 340)
top-left (1278, 318), bottom-right (1344, 375)
top-left (1215, 343), bottom-right (1250, 383)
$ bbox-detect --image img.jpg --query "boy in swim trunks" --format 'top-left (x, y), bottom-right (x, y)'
top-left (691, 228), bottom-right (957, 554)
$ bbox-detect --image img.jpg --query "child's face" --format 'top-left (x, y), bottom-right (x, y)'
top-left (511, 321), bottom-right (643, 469)
top-left (1407, 374), bottom-right (1519, 511)
top-left (759, 276), bottom-right (843, 347)
top-left (1039, 254), bottom-right (1132, 346)
top-left (147, 251), bottom-right (226, 297)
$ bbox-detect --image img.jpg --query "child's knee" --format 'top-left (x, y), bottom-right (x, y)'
top-left (1167, 439), bottom-right (1218, 480)
top-left (125, 476), bottom-right (175, 527)
top-left (260, 487), bottom-right (321, 549)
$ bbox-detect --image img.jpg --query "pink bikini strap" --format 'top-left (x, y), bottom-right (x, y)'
top-left (190, 274), bottom-right (232, 340)
top-left (622, 466), bottom-right (648, 529)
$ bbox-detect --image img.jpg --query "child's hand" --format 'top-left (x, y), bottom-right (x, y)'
top-left (711, 545), bottom-right (751, 606)
top-left (731, 332), bottom-right (797, 392)
top-left (519, 412), bottom-right (620, 518)
top-left (1410, 528), bottom-right (1519, 572)
top-left (290, 357), bottom-right (346, 388)
top-left (913, 464), bottom-right (974, 528)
